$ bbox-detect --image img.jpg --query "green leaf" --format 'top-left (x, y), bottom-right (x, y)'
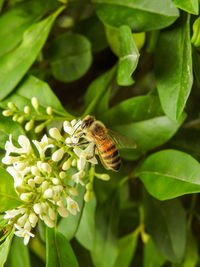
top-left (74, 15), bottom-right (108, 53)
top-left (0, 114), bottom-right (24, 149)
top-left (91, 190), bottom-right (119, 267)
top-left (47, 33), bottom-right (92, 82)
top-left (76, 197), bottom-right (96, 251)
top-left (0, 7), bottom-right (64, 100)
top-left (191, 17), bottom-right (200, 47)
top-left (0, 0), bottom-right (59, 58)
top-left (143, 237), bottom-right (166, 267)
top-left (138, 149), bottom-right (200, 200)
top-left (173, 0), bottom-right (199, 14)
top-left (100, 92), bottom-right (163, 127)
top-left (58, 185), bottom-right (85, 240)
top-left (113, 114), bottom-right (185, 160)
top-left (6, 237), bottom-right (31, 267)
top-left (0, 215), bottom-right (8, 232)
top-left (0, 167), bottom-right (23, 212)
top-left (84, 65), bottom-right (117, 116)
top-left (0, 229), bottom-right (14, 267)
top-left (143, 193), bottom-right (187, 262)
top-left (0, 75), bottom-right (72, 119)
top-left (114, 230), bottom-right (139, 267)
top-left (46, 228), bottom-right (79, 267)
top-left (92, 0), bottom-right (179, 32)
top-left (117, 25), bottom-right (140, 86)
top-left (155, 14), bottom-right (193, 121)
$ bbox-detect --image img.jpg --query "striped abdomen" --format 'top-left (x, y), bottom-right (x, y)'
top-left (95, 136), bottom-right (120, 171)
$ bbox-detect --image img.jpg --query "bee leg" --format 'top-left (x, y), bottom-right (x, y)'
top-left (75, 132), bottom-right (86, 138)
top-left (67, 141), bottom-right (90, 147)
top-left (86, 144), bottom-right (96, 160)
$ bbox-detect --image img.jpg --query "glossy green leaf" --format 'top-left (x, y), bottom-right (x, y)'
top-left (76, 197), bottom-right (96, 251)
top-left (117, 25), bottom-right (139, 86)
top-left (74, 15), bottom-right (108, 52)
top-left (114, 230), bottom-right (139, 267)
top-left (46, 228), bottom-right (79, 267)
top-left (0, 75), bottom-right (72, 119)
top-left (0, 114), bottom-right (24, 149)
top-left (91, 191), bottom-right (119, 267)
top-left (0, 0), bottom-right (59, 58)
top-left (100, 92), bottom-right (163, 127)
top-left (47, 33), bottom-right (92, 82)
top-left (113, 114), bottom-right (185, 160)
top-left (143, 237), bottom-right (165, 267)
top-left (0, 167), bottom-right (23, 212)
top-left (143, 194), bottom-right (187, 262)
top-left (84, 65), bottom-right (116, 116)
top-left (138, 149), bottom-right (200, 200)
top-left (155, 14), bottom-right (193, 120)
top-left (6, 237), bottom-right (31, 267)
top-left (92, 0), bottom-right (179, 32)
top-left (173, 0), bottom-right (199, 14)
top-left (58, 185), bottom-right (85, 240)
top-left (0, 7), bottom-right (63, 100)
top-left (0, 229), bottom-right (14, 267)
top-left (172, 230), bottom-right (198, 267)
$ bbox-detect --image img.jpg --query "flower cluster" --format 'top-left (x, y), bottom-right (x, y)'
top-left (2, 97), bottom-right (54, 133)
top-left (2, 118), bottom-right (110, 245)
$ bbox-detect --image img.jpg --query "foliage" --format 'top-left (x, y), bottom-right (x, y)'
top-left (0, 0), bottom-right (199, 266)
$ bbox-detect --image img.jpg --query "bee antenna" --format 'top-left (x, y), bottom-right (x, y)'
top-left (72, 119), bottom-right (81, 137)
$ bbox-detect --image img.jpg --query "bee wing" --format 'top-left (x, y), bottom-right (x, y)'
top-left (108, 129), bottom-right (137, 149)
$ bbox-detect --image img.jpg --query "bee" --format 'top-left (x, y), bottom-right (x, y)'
top-left (70, 115), bottom-right (136, 172)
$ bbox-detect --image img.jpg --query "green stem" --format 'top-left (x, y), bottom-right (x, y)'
top-left (29, 236), bottom-right (46, 262)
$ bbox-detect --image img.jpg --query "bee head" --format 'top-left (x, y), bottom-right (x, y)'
top-left (81, 115), bottom-right (95, 129)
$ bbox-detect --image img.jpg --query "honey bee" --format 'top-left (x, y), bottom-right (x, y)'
top-left (71, 115), bottom-right (136, 172)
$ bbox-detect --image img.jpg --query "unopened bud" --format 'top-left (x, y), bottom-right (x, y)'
top-left (8, 102), bottom-right (17, 110)
top-left (35, 123), bottom-right (45, 133)
top-left (25, 120), bottom-right (34, 131)
top-left (31, 97), bottom-right (39, 110)
top-left (84, 190), bottom-right (94, 202)
top-left (43, 215), bottom-right (54, 228)
top-left (95, 173), bottom-right (110, 181)
top-left (46, 106), bottom-right (53, 115)
top-left (34, 176), bottom-right (44, 184)
top-left (52, 148), bottom-right (64, 162)
top-left (33, 203), bottom-right (42, 214)
top-left (24, 221), bottom-right (31, 232)
top-left (24, 106), bottom-right (31, 114)
top-left (72, 159), bottom-right (76, 166)
top-left (57, 200), bottom-right (64, 207)
top-left (43, 188), bottom-right (53, 198)
top-left (41, 162), bottom-right (52, 173)
top-left (48, 208), bottom-right (56, 220)
top-left (29, 213), bottom-right (38, 227)
top-left (57, 206), bottom-right (69, 218)
top-left (68, 187), bottom-right (78, 196)
top-left (31, 166), bottom-right (40, 176)
top-left (2, 110), bottom-right (13, 116)
top-left (41, 181), bottom-right (49, 191)
top-left (20, 192), bottom-right (33, 202)
top-left (62, 159), bottom-right (71, 170)
top-left (12, 114), bottom-right (19, 121)
top-left (59, 171), bottom-right (66, 179)
top-left (52, 178), bottom-right (60, 185)
top-left (17, 214), bottom-right (28, 227)
top-left (49, 128), bottom-right (63, 140)
top-left (28, 179), bottom-right (35, 188)
top-left (17, 116), bottom-right (24, 124)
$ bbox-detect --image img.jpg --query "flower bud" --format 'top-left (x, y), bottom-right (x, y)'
top-left (57, 200), bottom-right (64, 207)
top-left (59, 171), bottom-right (66, 179)
top-left (33, 203), bottom-right (42, 214)
top-left (34, 176), bottom-right (44, 184)
top-left (2, 110), bottom-right (13, 116)
top-left (41, 162), bottom-right (52, 173)
top-left (29, 213), bottom-right (38, 227)
top-left (48, 208), bottom-right (56, 220)
top-left (52, 148), bottom-right (64, 162)
top-left (86, 183), bottom-right (92, 191)
top-left (43, 215), bottom-right (54, 228)
top-left (72, 159), bottom-right (76, 167)
top-left (8, 102), bottom-right (16, 110)
top-left (49, 128), bottom-right (63, 140)
top-left (17, 116), bottom-right (24, 124)
top-left (31, 166), bottom-right (40, 176)
top-left (28, 179), bottom-right (35, 188)
top-left (95, 173), bottom-right (110, 181)
top-left (84, 190), bottom-right (94, 202)
top-left (52, 178), bottom-right (60, 185)
top-left (24, 105), bottom-right (31, 114)
top-left (57, 207), bottom-right (69, 218)
top-left (41, 202), bottom-right (48, 212)
top-left (14, 162), bottom-right (26, 171)
top-left (17, 214), bottom-right (28, 227)
top-left (41, 181), bottom-right (49, 191)
top-left (24, 221), bottom-right (31, 232)
top-left (25, 120), bottom-right (34, 131)
top-left (62, 159), bottom-right (71, 170)
top-left (68, 187), bottom-right (78, 196)
top-left (20, 192), bottom-right (33, 202)
top-left (46, 106), bottom-right (53, 115)
top-left (53, 185), bottom-right (63, 193)
top-left (35, 123), bottom-right (45, 133)
top-left (43, 188), bottom-right (53, 198)
top-left (31, 97), bottom-right (39, 110)
top-left (15, 185), bottom-right (27, 194)
top-left (12, 114), bottom-right (19, 121)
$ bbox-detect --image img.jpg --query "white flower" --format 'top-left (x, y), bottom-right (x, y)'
top-left (72, 170), bottom-right (85, 185)
top-left (5, 135), bottom-right (29, 155)
top-left (18, 135), bottom-right (32, 154)
top-left (48, 208), bottom-right (56, 220)
top-left (32, 135), bottom-right (53, 159)
top-left (63, 120), bottom-right (81, 144)
top-left (2, 155), bottom-right (20, 165)
top-left (66, 196), bottom-right (80, 215)
top-left (14, 224), bottom-right (34, 245)
top-left (74, 143), bottom-right (98, 170)
top-left (7, 166), bottom-right (23, 187)
top-left (29, 213), bottom-right (38, 227)
top-left (17, 214), bottom-right (28, 227)
top-left (4, 208), bottom-right (25, 219)
top-left (57, 206), bottom-right (69, 217)
top-left (43, 215), bottom-right (54, 228)
top-left (52, 148), bottom-right (64, 162)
